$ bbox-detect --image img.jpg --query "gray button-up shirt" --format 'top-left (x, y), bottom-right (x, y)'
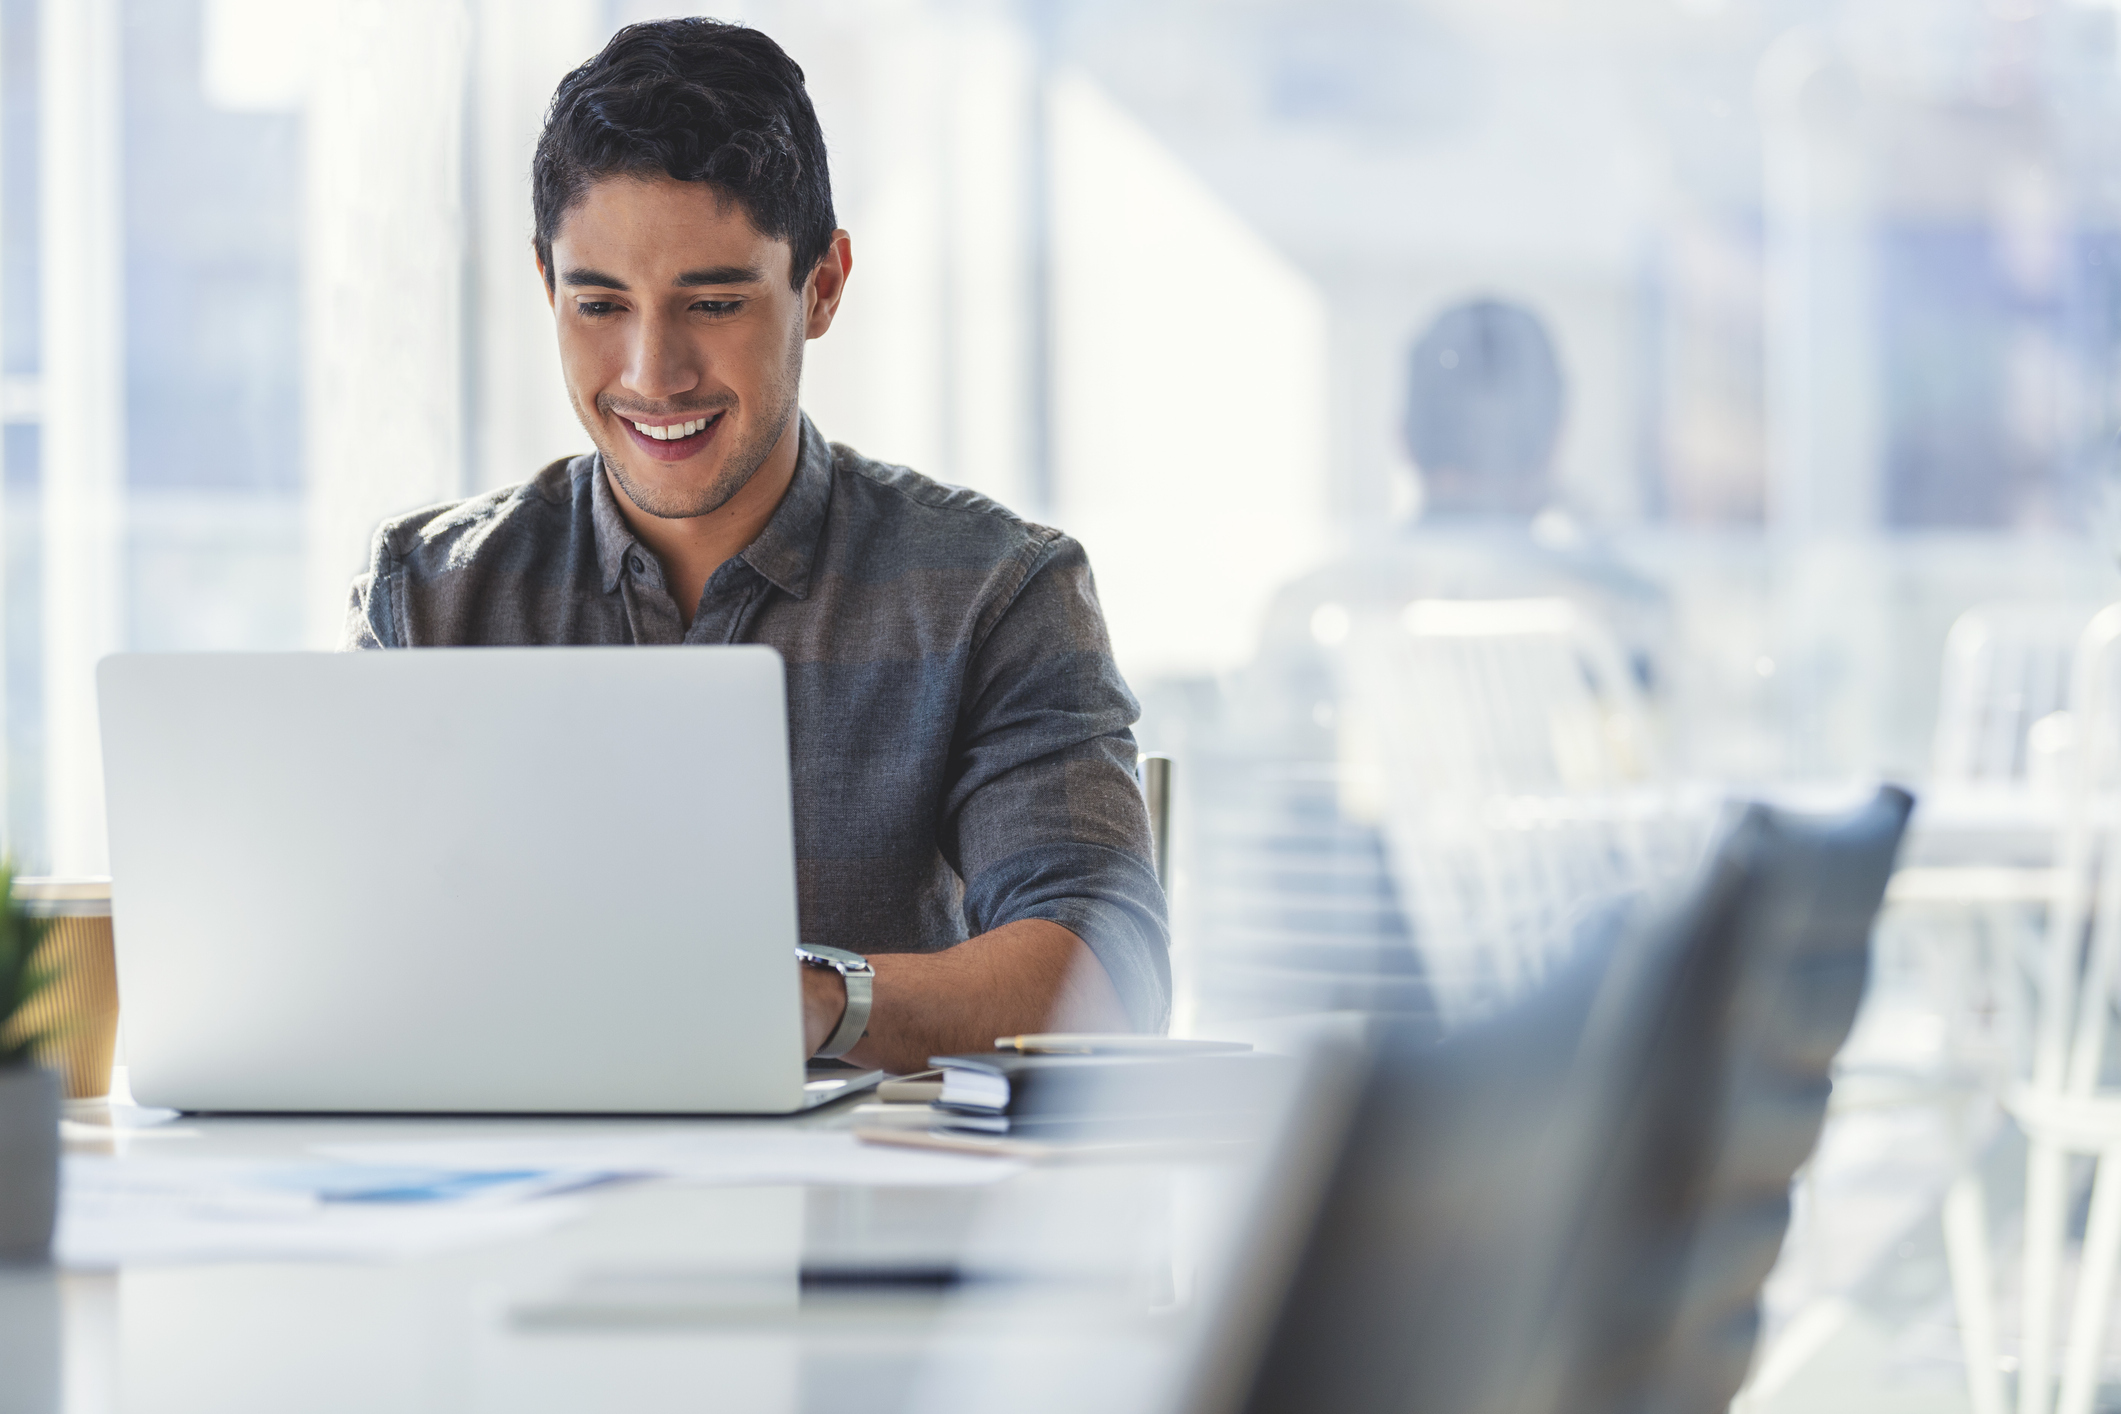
top-left (342, 415), bottom-right (1169, 1027)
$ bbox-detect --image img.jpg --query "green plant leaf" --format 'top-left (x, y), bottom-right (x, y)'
top-left (0, 860), bottom-right (58, 1069)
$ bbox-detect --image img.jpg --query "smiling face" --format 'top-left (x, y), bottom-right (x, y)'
top-left (542, 174), bottom-right (848, 519)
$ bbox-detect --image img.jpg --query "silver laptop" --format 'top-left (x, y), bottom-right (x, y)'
top-left (97, 647), bottom-right (875, 1114)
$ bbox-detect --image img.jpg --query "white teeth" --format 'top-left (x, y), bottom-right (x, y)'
top-left (631, 417), bottom-right (714, 440)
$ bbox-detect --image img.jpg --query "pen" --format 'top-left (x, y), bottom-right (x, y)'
top-left (992, 1034), bottom-right (1253, 1055)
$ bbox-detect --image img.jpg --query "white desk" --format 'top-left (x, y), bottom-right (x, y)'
top-left (6, 1096), bottom-right (1237, 1414)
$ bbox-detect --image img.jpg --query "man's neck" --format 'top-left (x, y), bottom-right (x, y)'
top-left (608, 416), bottom-right (802, 630)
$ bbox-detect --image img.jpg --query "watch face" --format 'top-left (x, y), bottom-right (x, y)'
top-left (798, 945), bottom-right (870, 972)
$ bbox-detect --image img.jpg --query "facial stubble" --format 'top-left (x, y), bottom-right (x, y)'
top-left (594, 325), bottom-right (807, 521)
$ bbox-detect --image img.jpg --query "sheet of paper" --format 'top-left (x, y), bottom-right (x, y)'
top-left (59, 1119), bottom-right (201, 1145)
top-left (63, 1099), bottom-right (183, 1129)
top-left (56, 1156), bottom-right (595, 1268)
top-left (60, 1099), bottom-right (195, 1146)
top-left (312, 1126), bottom-right (1026, 1188)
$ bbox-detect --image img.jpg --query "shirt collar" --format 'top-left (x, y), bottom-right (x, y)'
top-left (737, 413), bottom-right (832, 601)
top-left (590, 455), bottom-right (638, 594)
top-left (589, 413), bottom-right (833, 600)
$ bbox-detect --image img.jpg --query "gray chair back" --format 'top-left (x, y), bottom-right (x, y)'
top-left (1193, 785), bottom-right (1912, 1414)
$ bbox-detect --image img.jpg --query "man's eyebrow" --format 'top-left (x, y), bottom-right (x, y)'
top-left (676, 265), bottom-right (766, 287)
top-left (561, 267), bottom-right (628, 290)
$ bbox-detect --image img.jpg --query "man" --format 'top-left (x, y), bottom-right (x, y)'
top-left (1263, 298), bottom-right (1669, 691)
top-left (342, 19), bottom-right (1166, 1074)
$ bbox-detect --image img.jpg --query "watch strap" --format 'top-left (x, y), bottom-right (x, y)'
top-left (817, 969), bottom-right (871, 1059)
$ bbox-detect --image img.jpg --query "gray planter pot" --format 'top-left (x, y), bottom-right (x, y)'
top-left (0, 1065), bottom-right (58, 1264)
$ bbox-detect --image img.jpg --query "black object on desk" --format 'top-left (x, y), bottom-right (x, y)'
top-left (926, 1050), bottom-right (1293, 1138)
top-left (1182, 784), bottom-right (1914, 1414)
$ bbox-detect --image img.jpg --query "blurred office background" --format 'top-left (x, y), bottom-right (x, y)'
top-left (0, 1), bottom-right (2111, 929)
top-left (1, 0), bottom-right (2111, 967)
top-left (0, 0), bottom-right (2105, 908)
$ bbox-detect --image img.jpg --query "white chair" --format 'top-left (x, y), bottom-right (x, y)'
top-left (1770, 601), bottom-right (2106, 1414)
top-left (1337, 597), bottom-right (1684, 1028)
top-left (1933, 603), bottom-right (2104, 791)
top-left (2005, 604), bottom-right (2121, 1414)
top-left (1863, 604), bottom-right (2108, 1414)
top-left (1865, 602), bottom-right (2113, 1414)
top-left (1914, 603), bottom-right (2105, 1073)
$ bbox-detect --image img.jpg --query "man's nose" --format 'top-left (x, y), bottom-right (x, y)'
top-left (621, 311), bottom-right (701, 404)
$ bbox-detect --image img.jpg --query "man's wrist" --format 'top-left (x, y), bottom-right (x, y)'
top-left (802, 967), bottom-right (847, 1053)
top-left (796, 945), bottom-right (874, 1059)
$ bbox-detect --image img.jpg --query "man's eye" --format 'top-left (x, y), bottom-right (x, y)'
top-left (693, 299), bottom-right (741, 316)
top-left (576, 301), bottom-right (620, 317)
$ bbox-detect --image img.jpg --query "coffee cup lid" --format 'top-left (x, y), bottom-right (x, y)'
top-left (12, 875), bottom-right (113, 917)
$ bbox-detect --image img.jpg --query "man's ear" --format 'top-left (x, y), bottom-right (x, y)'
top-left (535, 241), bottom-right (555, 311)
top-left (804, 231), bottom-right (853, 339)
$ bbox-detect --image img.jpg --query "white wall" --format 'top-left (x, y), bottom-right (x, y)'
top-left (1047, 73), bottom-right (1332, 682)
top-left (301, 0), bottom-right (473, 648)
top-left (40, 0), bottom-right (127, 873)
top-left (792, 2), bottom-right (1039, 513)
top-left (467, 0), bottom-right (605, 495)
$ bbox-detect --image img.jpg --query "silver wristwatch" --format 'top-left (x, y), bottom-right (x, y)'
top-left (796, 945), bottom-right (875, 1059)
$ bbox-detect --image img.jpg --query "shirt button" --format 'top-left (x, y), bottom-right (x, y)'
top-left (629, 554), bottom-right (645, 574)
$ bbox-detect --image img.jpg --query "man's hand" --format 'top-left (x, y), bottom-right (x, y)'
top-left (796, 920), bottom-right (1135, 1074)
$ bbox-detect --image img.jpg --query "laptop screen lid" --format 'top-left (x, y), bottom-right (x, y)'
top-left (97, 647), bottom-right (814, 1114)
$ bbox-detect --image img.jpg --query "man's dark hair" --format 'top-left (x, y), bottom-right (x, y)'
top-left (1403, 298), bottom-right (1565, 513)
top-left (533, 19), bottom-right (834, 292)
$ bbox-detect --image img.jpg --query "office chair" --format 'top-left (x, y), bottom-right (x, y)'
top-left (1138, 752), bottom-right (1172, 884)
top-left (1178, 784), bottom-right (1912, 1414)
top-left (1344, 596), bottom-right (1681, 1028)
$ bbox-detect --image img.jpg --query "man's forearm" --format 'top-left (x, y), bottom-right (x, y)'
top-left (800, 919), bottom-right (1136, 1074)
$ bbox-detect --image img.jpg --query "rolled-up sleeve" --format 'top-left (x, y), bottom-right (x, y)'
top-left (943, 535), bottom-right (1171, 1031)
top-left (341, 575), bottom-right (385, 650)
top-left (339, 530), bottom-right (403, 651)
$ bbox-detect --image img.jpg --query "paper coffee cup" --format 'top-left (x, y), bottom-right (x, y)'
top-left (12, 877), bottom-right (116, 1101)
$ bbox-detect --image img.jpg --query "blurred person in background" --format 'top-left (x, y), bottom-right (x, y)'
top-left (1236, 298), bottom-right (1669, 772)
top-left (1258, 297), bottom-right (1669, 709)
top-left (337, 18), bottom-right (1168, 1072)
